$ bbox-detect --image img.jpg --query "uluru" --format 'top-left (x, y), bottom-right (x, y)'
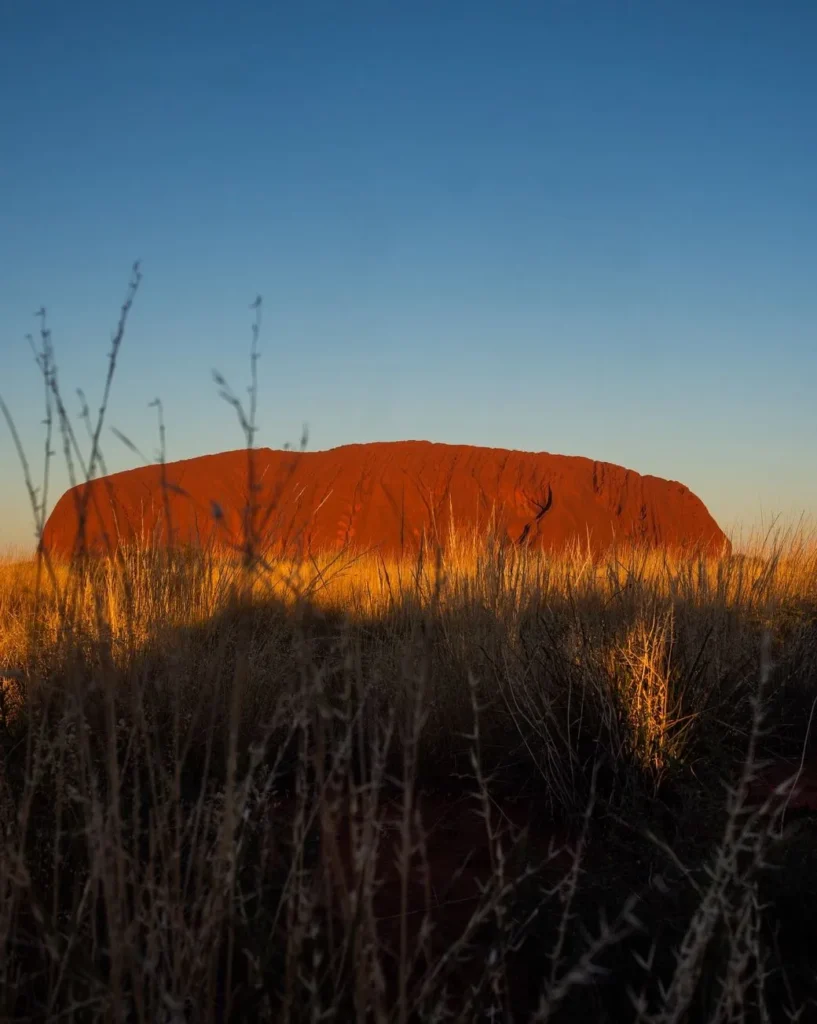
top-left (41, 441), bottom-right (729, 560)
top-left (41, 442), bottom-right (733, 561)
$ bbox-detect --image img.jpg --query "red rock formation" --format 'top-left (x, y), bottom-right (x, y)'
top-left (42, 441), bottom-right (730, 559)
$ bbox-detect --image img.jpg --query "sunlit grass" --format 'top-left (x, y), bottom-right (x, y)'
top-left (3, 523), bottom-right (814, 654)
top-left (3, 525), bottom-right (815, 775)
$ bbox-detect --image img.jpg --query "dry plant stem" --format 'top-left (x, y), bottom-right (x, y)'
top-left (212, 295), bottom-right (264, 578)
top-left (86, 263), bottom-right (143, 489)
top-left (465, 671), bottom-right (511, 1011)
top-left (779, 691), bottom-right (817, 831)
top-left (647, 630), bottom-right (776, 1024)
top-left (151, 397), bottom-right (177, 551)
top-left (53, 263), bottom-right (142, 565)
top-left (397, 615), bottom-right (427, 1024)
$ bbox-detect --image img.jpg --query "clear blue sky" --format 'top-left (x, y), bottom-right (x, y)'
top-left (2, 0), bottom-right (815, 552)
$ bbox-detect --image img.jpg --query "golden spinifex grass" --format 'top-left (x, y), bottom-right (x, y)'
top-left (4, 524), bottom-right (815, 657)
top-left (2, 526), bottom-right (816, 767)
top-left (1, 525), bottom-right (816, 1021)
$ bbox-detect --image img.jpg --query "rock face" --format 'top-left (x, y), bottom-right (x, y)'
top-left (42, 441), bottom-right (729, 559)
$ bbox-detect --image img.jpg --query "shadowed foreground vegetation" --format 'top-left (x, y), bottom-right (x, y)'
top-left (2, 532), bottom-right (817, 1022)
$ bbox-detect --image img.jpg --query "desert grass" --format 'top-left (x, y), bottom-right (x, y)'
top-left (1, 529), bottom-right (817, 1021)
top-left (3, 272), bottom-right (817, 1021)
top-left (4, 522), bottom-right (815, 656)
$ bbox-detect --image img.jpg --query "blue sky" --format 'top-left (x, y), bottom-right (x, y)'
top-left (2, 0), bottom-right (816, 552)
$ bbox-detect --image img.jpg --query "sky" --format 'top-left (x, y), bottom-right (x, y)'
top-left (1, 0), bottom-right (816, 553)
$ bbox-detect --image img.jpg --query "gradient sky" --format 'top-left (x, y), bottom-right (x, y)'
top-left (2, 1), bottom-right (816, 552)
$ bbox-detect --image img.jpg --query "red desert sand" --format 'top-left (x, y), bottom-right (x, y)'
top-left (42, 441), bottom-right (729, 559)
